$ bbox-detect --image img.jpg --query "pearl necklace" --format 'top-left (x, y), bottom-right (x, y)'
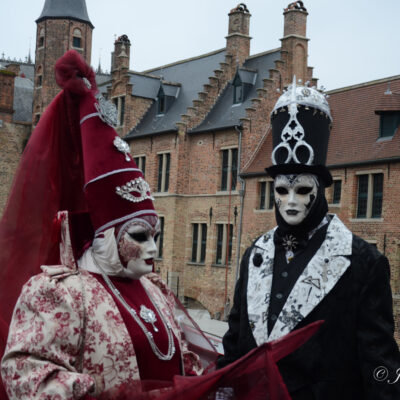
top-left (91, 251), bottom-right (175, 361)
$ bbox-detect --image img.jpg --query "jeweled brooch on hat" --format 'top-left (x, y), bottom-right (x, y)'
top-left (113, 136), bottom-right (131, 162)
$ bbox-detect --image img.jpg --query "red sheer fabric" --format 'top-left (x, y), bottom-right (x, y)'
top-left (98, 321), bottom-right (323, 400)
top-left (0, 90), bottom-right (86, 324)
top-left (0, 67), bottom-right (89, 398)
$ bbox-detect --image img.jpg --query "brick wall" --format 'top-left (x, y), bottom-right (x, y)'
top-left (0, 121), bottom-right (31, 214)
top-left (0, 70), bottom-right (16, 123)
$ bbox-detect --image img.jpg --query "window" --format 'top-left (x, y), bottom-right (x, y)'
top-left (156, 217), bottom-right (164, 259)
top-left (356, 173), bottom-right (383, 218)
top-left (216, 224), bottom-right (233, 265)
top-left (259, 181), bottom-right (274, 210)
top-left (36, 66), bottom-right (43, 87)
top-left (221, 148), bottom-right (238, 191)
top-left (38, 28), bottom-right (45, 48)
top-left (234, 85), bottom-right (243, 104)
top-left (133, 155), bottom-right (146, 176)
top-left (379, 112), bottom-right (400, 138)
top-left (72, 28), bottom-right (82, 49)
top-left (113, 96), bottom-right (125, 126)
top-left (232, 73), bottom-right (243, 104)
top-left (157, 153), bottom-right (170, 192)
top-left (332, 180), bottom-right (342, 204)
top-left (191, 223), bottom-right (207, 263)
top-left (157, 87), bottom-right (166, 115)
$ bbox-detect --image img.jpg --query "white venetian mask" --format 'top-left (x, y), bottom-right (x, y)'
top-left (116, 215), bottom-right (160, 279)
top-left (274, 174), bottom-right (318, 225)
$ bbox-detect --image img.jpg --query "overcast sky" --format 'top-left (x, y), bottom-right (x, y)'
top-left (1, 0), bottom-right (399, 90)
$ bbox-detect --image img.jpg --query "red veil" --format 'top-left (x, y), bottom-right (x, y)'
top-left (0, 52), bottom-right (93, 398)
top-left (97, 321), bottom-right (323, 400)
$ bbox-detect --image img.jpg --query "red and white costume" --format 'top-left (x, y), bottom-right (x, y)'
top-left (1, 212), bottom-right (201, 399)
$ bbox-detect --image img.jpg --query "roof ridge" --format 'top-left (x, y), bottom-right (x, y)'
top-left (327, 75), bottom-right (400, 94)
top-left (246, 48), bottom-right (281, 61)
top-left (142, 48), bottom-right (226, 73)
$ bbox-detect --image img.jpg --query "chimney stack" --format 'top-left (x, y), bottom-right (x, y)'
top-left (226, 4), bottom-right (251, 67)
top-left (112, 35), bottom-right (131, 72)
top-left (281, 1), bottom-right (309, 86)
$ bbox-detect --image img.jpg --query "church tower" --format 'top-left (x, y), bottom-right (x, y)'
top-left (33, 0), bottom-right (94, 123)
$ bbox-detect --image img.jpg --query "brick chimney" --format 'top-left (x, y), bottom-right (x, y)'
top-left (280, 1), bottom-right (309, 86)
top-left (226, 3), bottom-right (251, 66)
top-left (0, 69), bottom-right (16, 123)
top-left (112, 34), bottom-right (131, 72)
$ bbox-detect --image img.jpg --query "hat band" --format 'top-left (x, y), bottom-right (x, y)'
top-left (80, 112), bottom-right (100, 125)
top-left (84, 168), bottom-right (142, 188)
top-left (95, 209), bottom-right (158, 236)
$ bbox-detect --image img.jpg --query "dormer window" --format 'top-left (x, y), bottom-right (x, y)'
top-left (233, 74), bottom-right (243, 104)
top-left (72, 28), bottom-right (82, 49)
top-left (157, 86), bottom-right (166, 115)
top-left (375, 90), bottom-right (400, 139)
top-left (379, 112), bottom-right (400, 138)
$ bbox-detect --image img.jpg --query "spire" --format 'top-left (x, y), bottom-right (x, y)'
top-left (27, 38), bottom-right (33, 64)
top-left (96, 55), bottom-right (103, 74)
top-left (36, 0), bottom-right (94, 28)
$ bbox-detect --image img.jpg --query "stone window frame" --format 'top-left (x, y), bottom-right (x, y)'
top-left (112, 96), bottom-right (126, 127)
top-left (72, 28), bottom-right (83, 49)
top-left (155, 216), bottom-right (164, 259)
top-left (190, 222), bottom-right (207, 264)
top-left (214, 223), bottom-right (233, 266)
top-left (257, 178), bottom-right (274, 211)
top-left (38, 28), bottom-right (45, 49)
top-left (36, 65), bottom-right (43, 88)
top-left (157, 151), bottom-right (171, 193)
top-left (220, 146), bottom-right (238, 192)
top-left (354, 170), bottom-right (384, 220)
top-left (327, 177), bottom-right (342, 207)
top-left (133, 154), bottom-right (146, 177)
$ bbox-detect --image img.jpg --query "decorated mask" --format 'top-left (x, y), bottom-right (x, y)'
top-left (116, 215), bottom-right (160, 279)
top-left (274, 174), bottom-right (318, 225)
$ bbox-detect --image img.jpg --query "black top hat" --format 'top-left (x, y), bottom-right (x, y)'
top-left (266, 77), bottom-right (333, 186)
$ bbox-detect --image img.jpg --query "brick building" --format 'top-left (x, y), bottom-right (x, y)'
top-left (0, 61), bottom-right (33, 212)
top-left (1, 0), bottom-right (399, 340)
top-left (0, 0), bottom-right (106, 212)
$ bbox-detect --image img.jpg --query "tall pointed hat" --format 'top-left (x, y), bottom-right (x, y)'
top-left (266, 77), bottom-right (333, 186)
top-left (62, 52), bottom-right (157, 234)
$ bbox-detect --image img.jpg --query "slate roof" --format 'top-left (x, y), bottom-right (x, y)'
top-left (127, 72), bottom-right (162, 99)
top-left (36, 0), bottom-right (93, 28)
top-left (242, 76), bottom-right (400, 176)
top-left (190, 49), bottom-right (280, 134)
top-left (19, 64), bottom-right (35, 81)
top-left (96, 73), bottom-right (111, 87)
top-left (13, 77), bottom-right (34, 122)
top-left (126, 48), bottom-right (226, 138)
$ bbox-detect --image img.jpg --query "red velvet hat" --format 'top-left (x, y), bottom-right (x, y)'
top-left (56, 50), bottom-right (157, 235)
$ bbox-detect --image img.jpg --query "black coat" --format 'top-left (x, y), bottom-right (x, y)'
top-left (218, 221), bottom-right (400, 399)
